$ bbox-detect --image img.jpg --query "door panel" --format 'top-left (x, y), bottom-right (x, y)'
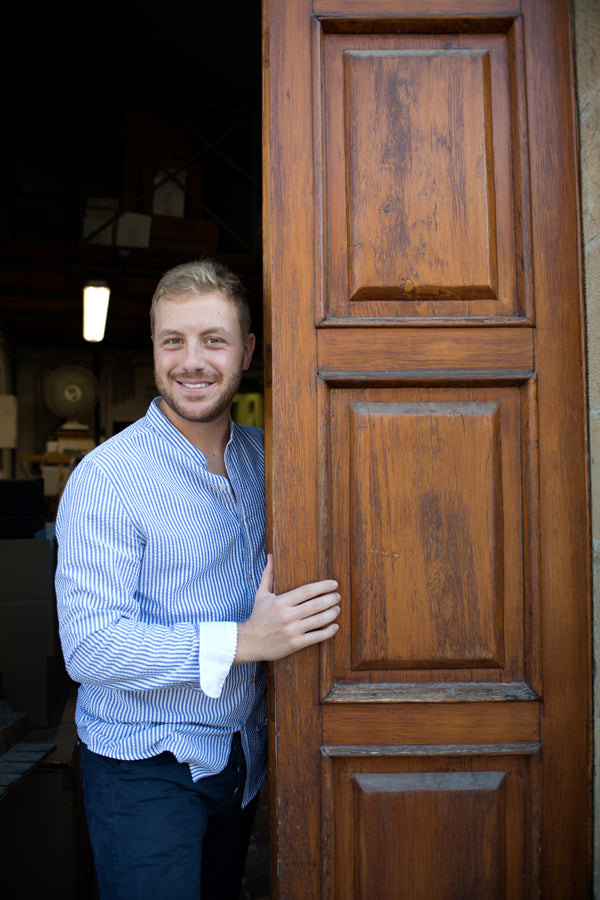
top-left (353, 770), bottom-right (507, 900)
top-left (347, 399), bottom-right (504, 669)
top-left (263, 0), bottom-right (590, 896)
top-left (325, 754), bottom-right (536, 899)
top-left (322, 20), bottom-right (531, 321)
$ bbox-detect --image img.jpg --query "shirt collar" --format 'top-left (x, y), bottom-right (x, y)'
top-left (146, 397), bottom-right (238, 462)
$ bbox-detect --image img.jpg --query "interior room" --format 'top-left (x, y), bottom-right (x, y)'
top-left (0, 1), bottom-right (263, 474)
top-left (0, 3), bottom-right (267, 896)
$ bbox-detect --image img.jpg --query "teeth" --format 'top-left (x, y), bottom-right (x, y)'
top-left (181, 381), bottom-right (210, 389)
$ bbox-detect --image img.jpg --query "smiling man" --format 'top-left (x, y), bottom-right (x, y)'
top-left (55, 258), bottom-right (341, 900)
top-left (152, 286), bottom-right (255, 441)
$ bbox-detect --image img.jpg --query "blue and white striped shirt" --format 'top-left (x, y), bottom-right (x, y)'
top-left (55, 398), bottom-right (267, 806)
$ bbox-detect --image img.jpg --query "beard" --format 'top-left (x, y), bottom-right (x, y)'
top-left (154, 365), bottom-right (242, 425)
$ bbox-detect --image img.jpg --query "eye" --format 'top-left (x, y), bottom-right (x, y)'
top-left (207, 336), bottom-right (224, 345)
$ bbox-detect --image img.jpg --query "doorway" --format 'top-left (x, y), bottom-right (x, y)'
top-left (0, 4), bottom-right (268, 897)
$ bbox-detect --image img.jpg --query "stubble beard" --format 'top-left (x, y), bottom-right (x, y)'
top-left (155, 366), bottom-right (242, 424)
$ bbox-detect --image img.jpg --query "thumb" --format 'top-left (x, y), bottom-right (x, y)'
top-left (256, 553), bottom-right (274, 596)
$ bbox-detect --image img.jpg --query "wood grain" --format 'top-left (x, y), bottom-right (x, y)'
top-left (264, 0), bottom-right (591, 896)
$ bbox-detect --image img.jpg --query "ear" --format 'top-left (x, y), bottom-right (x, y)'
top-left (242, 333), bottom-right (256, 370)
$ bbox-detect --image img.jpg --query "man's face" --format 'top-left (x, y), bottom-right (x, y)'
top-left (152, 291), bottom-right (255, 428)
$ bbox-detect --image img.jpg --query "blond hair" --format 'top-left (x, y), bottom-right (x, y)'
top-left (150, 258), bottom-right (251, 337)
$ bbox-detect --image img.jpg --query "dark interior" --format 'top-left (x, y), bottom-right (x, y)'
top-left (0, 8), bottom-right (268, 897)
top-left (0, 0), bottom-right (263, 351)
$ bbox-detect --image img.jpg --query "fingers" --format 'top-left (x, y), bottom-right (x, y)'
top-left (295, 620), bottom-right (340, 650)
top-left (284, 579), bottom-right (339, 607)
top-left (292, 590), bottom-right (341, 622)
top-left (239, 559), bottom-right (341, 664)
top-left (298, 604), bottom-right (341, 635)
top-left (287, 594), bottom-right (341, 648)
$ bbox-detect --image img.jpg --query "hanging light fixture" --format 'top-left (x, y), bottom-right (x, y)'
top-left (83, 282), bottom-right (111, 342)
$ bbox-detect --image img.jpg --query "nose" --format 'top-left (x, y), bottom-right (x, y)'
top-left (181, 340), bottom-right (208, 372)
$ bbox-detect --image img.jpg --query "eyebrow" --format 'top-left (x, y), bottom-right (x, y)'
top-left (155, 325), bottom-right (235, 340)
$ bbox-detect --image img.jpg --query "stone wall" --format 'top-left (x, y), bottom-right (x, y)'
top-left (573, 0), bottom-right (600, 892)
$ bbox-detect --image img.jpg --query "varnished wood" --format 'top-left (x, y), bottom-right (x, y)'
top-left (323, 701), bottom-right (540, 745)
top-left (324, 680), bottom-right (538, 702)
top-left (317, 326), bottom-right (534, 373)
top-left (263, 1), bottom-right (324, 895)
top-left (264, 0), bottom-right (591, 896)
top-left (322, 26), bottom-right (525, 322)
top-left (326, 384), bottom-right (531, 692)
top-left (343, 47), bottom-right (498, 303)
top-left (322, 742), bottom-right (542, 756)
top-left (522, 0), bottom-right (591, 893)
top-left (348, 400), bottom-right (504, 669)
top-left (323, 752), bottom-right (535, 899)
top-left (314, 0), bottom-right (520, 14)
top-left (354, 771), bottom-right (506, 899)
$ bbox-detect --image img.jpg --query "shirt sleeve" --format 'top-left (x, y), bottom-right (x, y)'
top-left (56, 460), bottom-right (234, 694)
top-left (199, 621), bottom-right (238, 698)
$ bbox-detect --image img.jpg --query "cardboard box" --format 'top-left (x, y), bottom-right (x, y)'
top-left (115, 212), bottom-right (152, 249)
top-left (0, 394), bottom-right (17, 448)
top-left (153, 169), bottom-right (186, 217)
top-left (83, 198), bottom-right (119, 246)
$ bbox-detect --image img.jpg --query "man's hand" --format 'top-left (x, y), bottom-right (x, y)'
top-left (235, 554), bottom-right (341, 663)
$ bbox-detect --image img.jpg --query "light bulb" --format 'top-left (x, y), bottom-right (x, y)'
top-left (83, 283), bottom-right (110, 342)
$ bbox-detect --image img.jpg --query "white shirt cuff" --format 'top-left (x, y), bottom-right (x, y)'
top-left (198, 621), bottom-right (238, 698)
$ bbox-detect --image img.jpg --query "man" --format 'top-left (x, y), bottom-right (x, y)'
top-left (55, 258), bottom-right (341, 899)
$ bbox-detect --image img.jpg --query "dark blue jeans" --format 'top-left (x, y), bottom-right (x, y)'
top-left (79, 733), bottom-right (259, 900)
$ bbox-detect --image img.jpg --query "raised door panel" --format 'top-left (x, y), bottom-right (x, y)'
top-left (323, 381), bottom-right (539, 693)
top-left (355, 771), bottom-right (506, 899)
top-left (345, 48), bottom-right (498, 303)
top-left (320, 19), bottom-right (532, 322)
top-left (322, 751), bottom-right (538, 899)
top-left (347, 399), bottom-right (504, 670)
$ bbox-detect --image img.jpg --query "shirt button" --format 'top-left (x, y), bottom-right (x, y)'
top-left (220, 484), bottom-right (227, 492)
top-left (246, 573), bottom-right (252, 581)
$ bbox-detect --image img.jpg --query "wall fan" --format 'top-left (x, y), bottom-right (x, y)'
top-left (43, 366), bottom-right (99, 430)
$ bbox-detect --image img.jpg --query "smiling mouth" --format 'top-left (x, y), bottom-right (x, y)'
top-left (179, 381), bottom-right (212, 389)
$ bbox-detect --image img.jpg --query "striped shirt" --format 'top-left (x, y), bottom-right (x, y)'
top-left (55, 398), bottom-right (267, 807)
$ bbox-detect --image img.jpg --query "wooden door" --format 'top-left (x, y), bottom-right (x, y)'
top-left (262, 0), bottom-right (591, 896)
